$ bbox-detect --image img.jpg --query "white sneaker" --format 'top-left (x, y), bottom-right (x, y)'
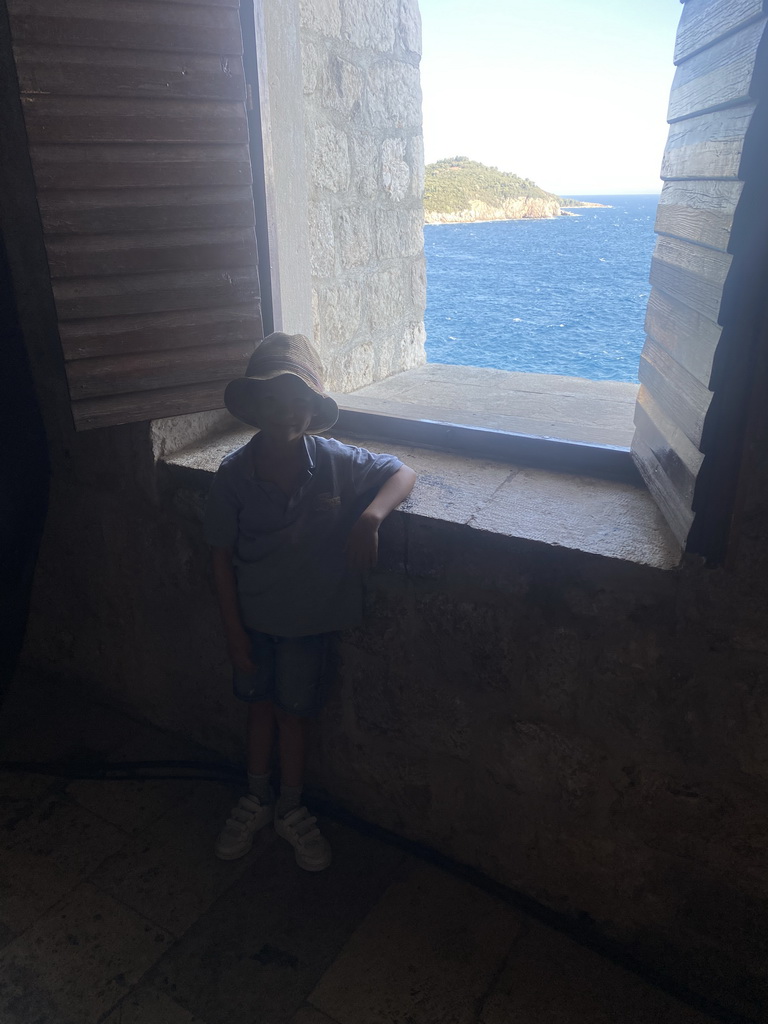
top-left (274, 806), bottom-right (332, 871)
top-left (214, 794), bottom-right (273, 860)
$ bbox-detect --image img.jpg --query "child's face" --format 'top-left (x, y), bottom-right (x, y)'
top-left (255, 374), bottom-right (317, 442)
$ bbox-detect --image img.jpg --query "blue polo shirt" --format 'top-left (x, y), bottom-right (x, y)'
top-left (204, 434), bottom-right (403, 637)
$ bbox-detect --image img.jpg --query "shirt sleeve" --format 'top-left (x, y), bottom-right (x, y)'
top-left (203, 467), bottom-right (240, 547)
top-left (345, 444), bottom-right (404, 498)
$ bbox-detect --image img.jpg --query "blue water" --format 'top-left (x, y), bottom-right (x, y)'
top-left (424, 194), bottom-right (659, 383)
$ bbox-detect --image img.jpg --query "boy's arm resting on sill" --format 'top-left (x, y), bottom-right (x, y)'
top-left (211, 545), bottom-right (256, 672)
top-left (347, 464), bottom-right (417, 570)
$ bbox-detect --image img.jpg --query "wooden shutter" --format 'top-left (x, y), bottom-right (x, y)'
top-left (5, 0), bottom-right (263, 430)
top-left (631, 0), bottom-right (768, 555)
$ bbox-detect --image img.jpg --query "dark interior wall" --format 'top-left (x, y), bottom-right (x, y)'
top-left (0, 235), bottom-right (49, 693)
top-left (16, 393), bottom-right (768, 1018)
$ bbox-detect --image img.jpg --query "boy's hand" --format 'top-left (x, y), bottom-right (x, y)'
top-left (346, 512), bottom-right (380, 569)
top-left (227, 630), bottom-right (257, 673)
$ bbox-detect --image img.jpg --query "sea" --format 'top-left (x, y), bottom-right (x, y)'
top-left (423, 194), bottom-right (659, 383)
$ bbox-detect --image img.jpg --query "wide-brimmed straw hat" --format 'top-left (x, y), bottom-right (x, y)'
top-left (224, 332), bottom-right (339, 433)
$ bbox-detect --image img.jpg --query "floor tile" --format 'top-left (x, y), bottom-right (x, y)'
top-left (91, 780), bottom-right (261, 936)
top-left (0, 769), bottom-right (63, 833)
top-left (102, 986), bottom-right (207, 1024)
top-left (0, 843), bottom-right (93, 938)
top-left (0, 795), bottom-right (129, 935)
top-left (0, 881), bottom-right (173, 1024)
top-left (288, 1007), bottom-right (340, 1024)
top-left (308, 861), bottom-right (524, 1024)
top-left (150, 819), bottom-right (408, 1024)
top-left (480, 920), bottom-right (718, 1024)
top-left (2, 791), bottom-right (127, 859)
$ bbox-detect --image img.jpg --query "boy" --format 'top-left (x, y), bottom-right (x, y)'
top-left (204, 332), bottom-right (416, 870)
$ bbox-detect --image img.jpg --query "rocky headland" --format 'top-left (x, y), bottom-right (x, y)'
top-left (423, 157), bottom-right (610, 224)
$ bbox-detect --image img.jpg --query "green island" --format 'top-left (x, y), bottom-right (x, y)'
top-left (423, 156), bottom-right (610, 224)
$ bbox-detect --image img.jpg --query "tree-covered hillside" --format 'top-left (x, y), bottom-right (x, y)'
top-left (423, 156), bottom-right (559, 215)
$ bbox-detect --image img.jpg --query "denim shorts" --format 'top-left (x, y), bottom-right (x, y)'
top-left (232, 631), bottom-right (329, 717)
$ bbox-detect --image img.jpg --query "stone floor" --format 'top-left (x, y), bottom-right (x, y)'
top-left (0, 676), bottom-right (719, 1024)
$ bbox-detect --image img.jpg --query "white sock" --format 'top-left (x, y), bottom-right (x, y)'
top-left (277, 784), bottom-right (303, 818)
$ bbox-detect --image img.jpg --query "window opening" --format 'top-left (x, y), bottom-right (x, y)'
top-left (392, 0), bottom-right (681, 444)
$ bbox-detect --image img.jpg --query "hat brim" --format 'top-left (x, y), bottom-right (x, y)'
top-left (224, 375), bottom-right (339, 433)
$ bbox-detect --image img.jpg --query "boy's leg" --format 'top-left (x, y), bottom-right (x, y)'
top-left (274, 707), bottom-right (306, 815)
top-left (214, 634), bottom-right (277, 861)
top-left (272, 635), bottom-right (331, 871)
top-left (247, 700), bottom-right (276, 803)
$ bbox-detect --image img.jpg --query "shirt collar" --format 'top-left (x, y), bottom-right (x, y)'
top-left (245, 432), bottom-right (316, 479)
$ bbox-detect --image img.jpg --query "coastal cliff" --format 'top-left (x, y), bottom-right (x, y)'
top-left (425, 195), bottom-right (562, 224)
top-left (424, 157), bottom-right (608, 224)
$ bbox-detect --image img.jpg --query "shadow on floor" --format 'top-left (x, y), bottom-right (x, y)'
top-left (0, 674), bottom-right (720, 1024)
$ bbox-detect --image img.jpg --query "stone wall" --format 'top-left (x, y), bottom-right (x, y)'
top-left (299, 0), bottom-right (427, 391)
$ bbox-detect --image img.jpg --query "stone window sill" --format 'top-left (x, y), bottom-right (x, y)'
top-left (162, 425), bottom-right (680, 571)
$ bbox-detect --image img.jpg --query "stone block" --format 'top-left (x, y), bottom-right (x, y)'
top-left (407, 132), bottom-right (425, 197)
top-left (349, 132), bottom-right (379, 198)
top-left (308, 201), bottom-right (336, 278)
top-left (370, 321), bottom-right (425, 380)
top-left (336, 206), bottom-right (375, 268)
top-left (367, 60), bottom-right (422, 129)
top-left (301, 38), bottom-right (322, 96)
top-left (342, 0), bottom-right (398, 52)
top-left (374, 206), bottom-right (424, 260)
top-left (319, 55), bottom-right (364, 115)
top-left (398, 0), bottom-right (422, 55)
top-left (381, 136), bottom-right (410, 200)
top-left (365, 265), bottom-right (405, 330)
top-left (300, 0), bottom-right (341, 36)
top-left (410, 254), bottom-right (427, 312)
top-left (339, 342), bottom-right (376, 391)
top-left (309, 124), bottom-right (351, 193)
top-left (402, 319), bottom-right (427, 365)
top-left (312, 280), bottom-right (362, 358)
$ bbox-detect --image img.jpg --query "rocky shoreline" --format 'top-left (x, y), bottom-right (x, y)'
top-left (424, 197), bottom-right (611, 225)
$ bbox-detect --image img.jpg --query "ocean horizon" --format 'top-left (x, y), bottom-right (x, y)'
top-left (423, 194), bottom-right (659, 383)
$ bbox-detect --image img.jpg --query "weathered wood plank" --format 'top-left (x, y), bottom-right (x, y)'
top-left (51, 266), bottom-right (259, 320)
top-left (66, 339), bottom-right (253, 398)
top-left (631, 433), bottom-right (694, 547)
top-left (20, 96), bottom-right (248, 145)
top-left (45, 226), bottom-right (258, 279)
top-left (72, 380), bottom-right (230, 430)
top-left (29, 143), bottom-right (252, 190)
top-left (655, 179), bottom-right (743, 250)
top-left (59, 304), bottom-right (261, 360)
top-left (38, 185), bottom-right (255, 235)
top-left (638, 340), bottom-right (713, 447)
top-left (7, 0), bottom-right (243, 56)
top-left (633, 386), bottom-right (703, 505)
top-left (675, 0), bottom-right (764, 64)
top-left (126, 0), bottom-right (239, 7)
top-left (649, 235), bottom-right (732, 322)
top-left (14, 45), bottom-right (245, 102)
top-left (668, 20), bottom-right (765, 121)
top-left (132, 0), bottom-right (239, 7)
top-left (661, 102), bottom-right (755, 179)
top-left (644, 287), bottom-right (721, 385)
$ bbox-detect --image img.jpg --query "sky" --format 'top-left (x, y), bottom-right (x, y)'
top-left (418, 0), bottom-right (684, 195)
